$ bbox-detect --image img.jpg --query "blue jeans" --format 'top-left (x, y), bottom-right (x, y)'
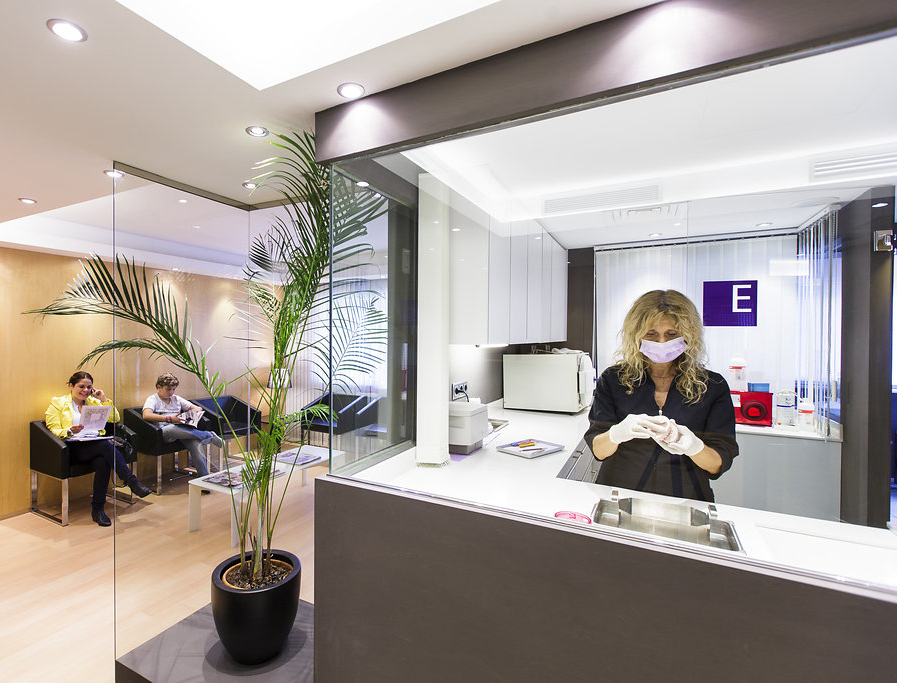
top-left (160, 424), bottom-right (220, 476)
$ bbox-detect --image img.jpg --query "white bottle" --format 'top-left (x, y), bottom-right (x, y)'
top-left (797, 400), bottom-right (814, 431)
top-left (774, 389), bottom-right (797, 427)
top-left (727, 354), bottom-right (748, 392)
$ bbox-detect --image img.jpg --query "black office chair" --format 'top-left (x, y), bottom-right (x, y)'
top-left (30, 420), bottom-right (138, 526)
top-left (191, 395), bottom-right (261, 454)
top-left (123, 407), bottom-right (217, 493)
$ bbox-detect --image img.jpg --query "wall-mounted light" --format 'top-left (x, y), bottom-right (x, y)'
top-left (337, 82), bottom-right (365, 99)
top-left (104, 169), bottom-right (123, 179)
top-left (47, 19), bottom-right (87, 42)
top-left (245, 125), bottom-right (269, 137)
top-left (242, 181), bottom-right (257, 190)
top-left (18, 197), bottom-right (37, 205)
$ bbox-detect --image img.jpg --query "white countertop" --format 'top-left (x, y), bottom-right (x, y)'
top-left (356, 401), bottom-right (897, 596)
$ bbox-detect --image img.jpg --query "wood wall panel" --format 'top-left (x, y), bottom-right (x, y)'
top-left (0, 246), bottom-right (261, 518)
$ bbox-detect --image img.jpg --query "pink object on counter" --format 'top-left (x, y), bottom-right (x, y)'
top-left (554, 511), bottom-right (592, 524)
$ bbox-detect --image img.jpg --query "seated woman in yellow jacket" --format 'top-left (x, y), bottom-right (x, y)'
top-left (45, 371), bottom-right (152, 526)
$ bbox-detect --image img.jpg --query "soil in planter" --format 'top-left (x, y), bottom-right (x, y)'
top-left (223, 558), bottom-right (293, 590)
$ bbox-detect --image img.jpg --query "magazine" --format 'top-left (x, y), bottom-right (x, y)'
top-left (180, 407), bottom-right (204, 427)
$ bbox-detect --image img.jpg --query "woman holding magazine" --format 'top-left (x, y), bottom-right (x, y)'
top-left (45, 370), bottom-right (152, 527)
top-left (142, 372), bottom-right (223, 478)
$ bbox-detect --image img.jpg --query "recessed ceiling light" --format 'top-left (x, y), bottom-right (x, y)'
top-left (242, 181), bottom-right (257, 190)
top-left (872, 202), bottom-right (889, 208)
top-left (104, 169), bottom-right (124, 179)
top-left (178, 198), bottom-right (188, 204)
top-left (756, 221), bottom-right (773, 228)
top-left (245, 125), bottom-right (269, 137)
top-left (337, 82), bottom-right (365, 100)
top-left (18, 197), bottom-right (37, 205)
top-left (649, 232), bottom-right (662, 237)
top-left (172, 267), bottom-right (180, 272)
top-left (451, 228), bottom-right (461, 232)
top-left (534, 235), bottom-right (542, 240)
top-left (673, 222), bottom-right (682, 227)
top-left (192, 225), bottom-right (201, 230)
top-left (356, 181), bottom-right (370, 188)
top-left (47, 19), bottom-right (87, 42)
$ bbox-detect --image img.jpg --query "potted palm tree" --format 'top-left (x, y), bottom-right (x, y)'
top-left (29, 131), bottom-right (387, 664)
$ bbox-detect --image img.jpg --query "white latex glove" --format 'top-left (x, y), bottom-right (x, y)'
top-left (608, 414), bottom-right (667, 444)
top-left (653, 419), bottom-right (704, 457)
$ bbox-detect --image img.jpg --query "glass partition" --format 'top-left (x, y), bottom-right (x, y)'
top-left (109, 171), bottom-right (259, 659)
top-left (332, 34), bottom-right (897, 596)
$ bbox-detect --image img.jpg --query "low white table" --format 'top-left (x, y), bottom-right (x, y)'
top-left (187, 445), bottom-right (337, 545)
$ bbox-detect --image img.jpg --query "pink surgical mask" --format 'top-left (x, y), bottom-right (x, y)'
top-left (640, 337), bottom-right (687, 363)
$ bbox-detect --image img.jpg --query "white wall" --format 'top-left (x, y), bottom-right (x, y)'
top-left (594, 235), bottom-right (799, 394)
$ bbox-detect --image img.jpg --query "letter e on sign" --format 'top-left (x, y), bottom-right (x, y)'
top-left (703, 280), bottom-right (757, 326)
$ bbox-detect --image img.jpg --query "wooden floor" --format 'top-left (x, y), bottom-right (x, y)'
top-left (0, 465), bottom-right (322, 682)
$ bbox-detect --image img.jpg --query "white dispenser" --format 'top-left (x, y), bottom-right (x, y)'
top-left (727, 354), bottom-right (748, 392)
top-left (797, 399), bottom-right (814, 431)
top-left (774, 389), bottom-right (797, 427)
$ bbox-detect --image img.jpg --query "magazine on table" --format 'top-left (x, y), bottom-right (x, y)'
top-left (275, 448), bottom-right (323, 467)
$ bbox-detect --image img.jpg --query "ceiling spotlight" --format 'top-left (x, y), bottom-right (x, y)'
top-left (356, 181), bottom-right (370, 188)
top-left (673, 222), bottom-right (682, 227)
top-left (534, 235), bottom-right (542, 240)
top-left (337, 82), bottom-right (365, 100)
top-left (756, 221), bottom-right (773, 228)
top-left (47, 19), bottom-right (87, 42)
top-left (242, 181), bottom-right (258, 190)
top-left (649, 232), bottom-right (662, 238)
top-left (192, 225), bottom-right (201, 230)
top-left (872, 202), bottom-right (889, 208)
top-left (178, 198), bottom-right (188, 204)
top-left (104, 169), bottom-right (123, 179)
top-left (172, 267), bottom-right (180, 272)
top-left (451, 228), bottom-right (461, 232)
top-left (245, 125), bottom-right (269, 137)
top-left (18, 197), bottom-right (37, 205)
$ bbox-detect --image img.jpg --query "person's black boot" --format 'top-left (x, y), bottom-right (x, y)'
top-left (127, 476), bottom-right (153, 498)
top-left (91, 507), bottom-right (112, 526)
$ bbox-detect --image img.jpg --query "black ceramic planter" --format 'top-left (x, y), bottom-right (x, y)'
top-left (210, 549), bottom-right (302, 665)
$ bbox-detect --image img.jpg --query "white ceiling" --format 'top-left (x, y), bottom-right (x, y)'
top-left (0, 0), bottom-right (656, 226)
top-left (399, 35), bottom-right (897, 248)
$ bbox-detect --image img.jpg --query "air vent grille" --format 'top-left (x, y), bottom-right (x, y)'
top-left (812, 151), bottom-right (897, 180)
top-left (543, 184), bottom-right (660, 215)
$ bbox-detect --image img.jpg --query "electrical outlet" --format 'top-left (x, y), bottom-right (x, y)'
top-left (451, 381), bottom-right (468, 399)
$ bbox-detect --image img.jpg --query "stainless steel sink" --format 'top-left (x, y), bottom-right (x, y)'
top-left (592, 491), bottom-right (742, 552)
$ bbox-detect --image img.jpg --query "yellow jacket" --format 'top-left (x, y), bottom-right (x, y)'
top-left (45, 395), bottom-right (121, 439)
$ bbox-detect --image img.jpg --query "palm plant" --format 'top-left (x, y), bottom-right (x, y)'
top-left (29, 131), bottom-right (387, 583)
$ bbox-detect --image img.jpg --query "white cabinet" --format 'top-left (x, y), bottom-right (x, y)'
top-left (449, 192), bottom-right (567, 345)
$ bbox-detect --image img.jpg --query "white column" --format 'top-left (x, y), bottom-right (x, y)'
top-left (415, 174), bottom-right (450, 466)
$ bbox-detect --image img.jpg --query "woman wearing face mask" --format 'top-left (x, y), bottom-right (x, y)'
top-left (584, 290), bottom-right (738, 502)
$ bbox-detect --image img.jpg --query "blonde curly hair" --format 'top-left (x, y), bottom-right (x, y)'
top-left (615, 289), bottom-right (708, 404)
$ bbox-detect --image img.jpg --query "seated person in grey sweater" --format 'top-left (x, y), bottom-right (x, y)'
top-left (142, 373), bottom-right (223, 476)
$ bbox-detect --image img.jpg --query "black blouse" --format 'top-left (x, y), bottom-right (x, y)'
top-left (584, 366), bottom-right (738, 502)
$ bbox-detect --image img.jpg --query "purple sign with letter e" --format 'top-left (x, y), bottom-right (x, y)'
top-left (703, 280), bottom-right (757, 326)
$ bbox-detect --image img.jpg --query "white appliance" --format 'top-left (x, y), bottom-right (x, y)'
top-left (502, 351), bottom-right (595, 413)
top-left (448, 401), bottom-right (489, 454)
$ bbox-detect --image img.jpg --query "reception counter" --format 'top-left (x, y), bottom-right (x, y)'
top-left (354, 401), bottom-right (895, 594)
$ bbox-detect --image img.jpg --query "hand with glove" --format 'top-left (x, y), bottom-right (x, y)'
top-left (608, 413), bottom-right (668, 444)
top-left (652, 419), bottom-right (704, 457)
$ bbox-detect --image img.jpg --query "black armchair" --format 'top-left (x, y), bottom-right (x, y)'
top-left (123, 407), bottom-right (218, 493)
top-left (302, 392), bottom-right (379, 435)
top-left (191, 395), bottom-right (261, 448)
top-left (30, 420), bottom-right (137, 526)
